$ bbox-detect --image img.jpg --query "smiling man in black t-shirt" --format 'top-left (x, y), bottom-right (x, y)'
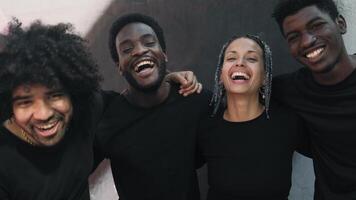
top-left (272, 0), bottom-right (356, 199)
top-left (94, 13), bottom-right (210, 200)
top-left (0, 21), bottom-right (102, 200)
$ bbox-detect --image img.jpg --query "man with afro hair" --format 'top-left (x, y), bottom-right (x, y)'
top-left (0, 20), bottom-right (102, 200)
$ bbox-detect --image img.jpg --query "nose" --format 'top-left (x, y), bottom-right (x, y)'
top-left (32, 100), bottom-right (54, 121)
top-left (234, 58), bottom-right (245, 67)
top-left (131, 43), bottom-right (148, 56)
top-left (300, 32), bottom-right (316, 49)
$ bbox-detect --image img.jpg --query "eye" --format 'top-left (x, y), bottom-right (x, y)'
top-left (246, 57), bottom-right (258, 62)
top-left (122, 47), bottom-right (133, 54)
top-left (49, 92), bottom-right (65, 100)
top-left (286, 33), bottom-right (300, 44)
top-left (310, 22), bottom-right (326, 32)
top-left (225, 57), bottom-right (236, 62)
top-left (144, 41), bottom-right (156, 47)
top-left (14, 99), bottom-right (32, 108)
top-left (120, 43), bottom-right (134, 54)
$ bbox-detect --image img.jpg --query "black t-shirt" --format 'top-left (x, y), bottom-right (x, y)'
top-left (0, 124), bottom-right (94, 200)
top-left (273, 67), bottom-right (356, 200)
top-left (95, 85), bottom-right (211, 200)
top-left (0, 92), bottom-right (103, 200)
top-left (198, 103), bottom-right (303, 200)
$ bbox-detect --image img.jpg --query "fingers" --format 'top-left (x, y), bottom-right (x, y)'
top-left (180, 75), bottom-right (197, 94)
top-left (182, 71), bottom-right (194, 87)
top-left (166, 70), bottom-right (203, 96)
top-left (180, 81), bottom-right (204, 96)
top-left (197, 83), bottom-right (203, 93)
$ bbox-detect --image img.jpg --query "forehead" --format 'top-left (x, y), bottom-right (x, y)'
top-left (116, 22), bottom-right (158, 43)
top-left (226, 37), bottom-right (262, 54)
top-left (282, 5), bottom-right (333, 34)
top-left (12, 84), bottom-right (59, 97)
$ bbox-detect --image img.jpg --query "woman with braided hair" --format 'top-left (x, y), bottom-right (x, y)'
top-left (198, 34), bottom-right (308, 200)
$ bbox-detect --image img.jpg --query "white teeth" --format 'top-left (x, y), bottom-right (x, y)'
top-left (36, 121), bottom-right (57, 130)
top-left (231, 71), bottom-right (250, 80)
top-left (306, 48), bottom-right (324, 58)
top-left (134, 60), bottom-right (154, 72)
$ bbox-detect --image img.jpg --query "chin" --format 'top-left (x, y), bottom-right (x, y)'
top-left (35, 131), bottom-right (66, 147)
top-left (138, 80), bottom-right (164, 93)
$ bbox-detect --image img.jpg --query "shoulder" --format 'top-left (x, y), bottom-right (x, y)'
top-left (269, 100), bottom-right (300, 122)
top-left (272, 68), bottom-right (310, 102)
top-left (169, 84), bottom-right (212, 107)
top-left (0, 126), bottom-right (11, 148)
top-left (190, 88), bottom-right (212, 103)
top-left (100, 90), bottom-right (129, 116)
top-left (273, 68), bottom-right (309, 84)
top-left (184, 88), bottom-right (213, 114)
top-left (0, 128), bottom-right (17, 167)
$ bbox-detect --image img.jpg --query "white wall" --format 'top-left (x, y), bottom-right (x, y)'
top-left (0, 0), bottom-right (112, 36)
top-left (341, 0), bottom-right (356, 53)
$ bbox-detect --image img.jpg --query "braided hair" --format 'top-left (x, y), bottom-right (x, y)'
top-left (211, 34), bottom-right (273, 119)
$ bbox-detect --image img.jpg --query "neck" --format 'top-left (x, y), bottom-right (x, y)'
top-left (313, 53), bottom-right (356, 85)
top-left (4, 119), bottom-right (37, 146)
top-left (224, 92), bottom-right (264, 122)
top-left (124, 81), bottom-right (171, 108)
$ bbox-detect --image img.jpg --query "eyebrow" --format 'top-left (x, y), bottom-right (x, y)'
top-left (285, 16), bottom-right (323, 37)
top-left (46, 89), bottom-right (64, 95)
top-left (12, 95), bottom-right (32, 102)
top-left (12, 89), bottom-right (64, 102)
top-left (226, 50), bottom-right (258, 54)
top-left (306, 16), bottom-right (324, 27)
top-left (119, 33), bottom-right (155, 46)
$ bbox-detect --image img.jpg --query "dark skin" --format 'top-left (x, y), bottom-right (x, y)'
top-left (116, 22), bottom-right (169, 107)
top-left (116, 22), bottom-right (201, 107)
top-left (282, 5), bottom-right (356, 85)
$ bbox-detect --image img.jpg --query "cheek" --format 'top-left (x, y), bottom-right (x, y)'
top-left (12, 107), bottom-right (32, 125)
top-left (220, 66), bottom-right (230, 85)
top-left (253, 66), bottom-right (265, 86)
top-left (288, 41), bottom-right (301, 57)
top-left (53, 99), bottom-right (73, 117)
top-left (118, 53), bottom-right (130, 68)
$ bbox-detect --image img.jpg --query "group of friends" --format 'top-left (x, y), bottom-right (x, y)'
top-left (0, 0), bottom-right (356, 199)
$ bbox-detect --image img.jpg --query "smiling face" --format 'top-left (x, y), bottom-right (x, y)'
top-left (282, 5), bottom-right (346, 74)
top-left (221, 37), bottom-right (265, 96)
top-left (11, 84), bottom-right (73, 147)
top-left (116, 22), bottom-right (167, 92)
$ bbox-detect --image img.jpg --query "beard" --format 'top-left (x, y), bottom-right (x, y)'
top-left (122, 61), bottom-right (167, 93)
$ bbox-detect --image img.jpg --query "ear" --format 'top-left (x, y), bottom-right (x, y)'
top-left (163, 52), bottom-right (168, 62)
top-left (219, 72), bottom-right (224, 85)
top-left (117, 62), bottom-right (123, 75)
top-left (335, 14), bottom-right (347, 35)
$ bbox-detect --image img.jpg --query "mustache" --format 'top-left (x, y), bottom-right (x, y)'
top-left (32, 114), bottom-right (64, 125)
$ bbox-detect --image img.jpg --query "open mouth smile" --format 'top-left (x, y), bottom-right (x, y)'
top-left (33, 120), bottom-right (60, 137)
top-left (231, 71), bottom-right (250, 81)
top-left (305, 47), bottom-right (325, 60)
top-left (134, 59), bottom-right (155, 73)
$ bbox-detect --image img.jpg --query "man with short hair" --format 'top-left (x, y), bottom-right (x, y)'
top-left (94, 13), bottom-right (210, 200)
top-left (272, 0), bottom-right (356, 199)
top-left (0, 21), bottom-right (102, 200)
